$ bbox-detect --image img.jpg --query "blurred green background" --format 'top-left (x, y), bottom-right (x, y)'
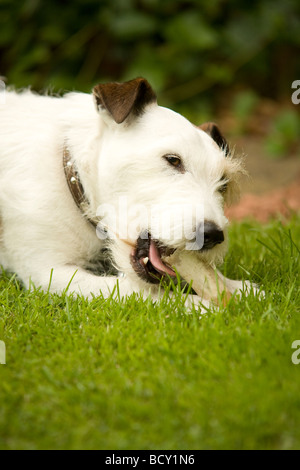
top-left (0, 0), bottom-right (300, 156)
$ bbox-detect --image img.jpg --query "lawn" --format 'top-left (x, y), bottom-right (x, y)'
top-left (0, 217), bottom-right (299, 450)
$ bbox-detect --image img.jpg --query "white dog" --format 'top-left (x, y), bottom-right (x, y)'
top-left (0, 77), bottom-right (256, 308)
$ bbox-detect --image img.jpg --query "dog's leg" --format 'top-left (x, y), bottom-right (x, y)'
top-left (21, 265), bottom-right (138, 299)
top-left (20, 264), bottom-right (209, 312)
top-left (164, 250), bottom-right (263, 305)
top-left (217, 271), bottom-right (262, 297)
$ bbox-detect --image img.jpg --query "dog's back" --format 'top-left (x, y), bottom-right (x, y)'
top-left (0, 89), bottom-right (102, 281)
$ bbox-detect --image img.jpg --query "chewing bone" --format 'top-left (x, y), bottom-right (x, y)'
top-left (164, 250), bottom-right (232, 306)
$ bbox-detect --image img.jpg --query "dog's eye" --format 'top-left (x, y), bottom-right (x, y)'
top-left (164, 155), bottom-right (183, 169)
top-left (218, 179), bottom-right (228, 194)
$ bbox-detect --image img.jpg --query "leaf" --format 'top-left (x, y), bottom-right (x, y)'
top-left (165, 12), bottom-right (218, 51)
top-left (109, 12), bottom-right (157, 40)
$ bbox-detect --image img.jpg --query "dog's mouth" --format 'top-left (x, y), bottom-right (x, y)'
top-left (130, 232), bottom-right (177, 284)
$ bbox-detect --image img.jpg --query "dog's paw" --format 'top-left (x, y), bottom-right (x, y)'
top-left (230, 279), bottom-right (265, 299)
top-left (183, 294), bottom-right (211, 314)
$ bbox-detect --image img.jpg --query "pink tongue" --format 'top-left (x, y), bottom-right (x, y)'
top-left (149, 241), bottom-right (176, 277)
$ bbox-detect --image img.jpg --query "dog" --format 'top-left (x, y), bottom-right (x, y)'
top-left (0, 77), bottom-right (258, 309)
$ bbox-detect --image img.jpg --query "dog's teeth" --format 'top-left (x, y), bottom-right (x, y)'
top-left (143, 257), bottom-right (149, 265)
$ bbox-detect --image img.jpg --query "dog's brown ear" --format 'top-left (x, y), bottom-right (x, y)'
top-left (93, 78), bottom-right (157, 124)
top-left (199, 122), bottom-right (229, 156)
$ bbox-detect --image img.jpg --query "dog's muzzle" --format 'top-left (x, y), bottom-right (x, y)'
top-left (130, 222), bottom-right (225, 284)
top-left (201, 221), bottom-right (224, 250)
top-left (130, 232), bottom-right (176, 284)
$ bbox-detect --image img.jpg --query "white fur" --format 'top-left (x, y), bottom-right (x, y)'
top-left (0, 86), bottom-right (256, 309)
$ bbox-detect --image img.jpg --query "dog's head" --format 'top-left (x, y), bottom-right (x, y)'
top-left (93, 78), bottom-right (244, 284)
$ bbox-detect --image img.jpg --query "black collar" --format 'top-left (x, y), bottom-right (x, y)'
top-left (63, 145), bottom-right (98, 228)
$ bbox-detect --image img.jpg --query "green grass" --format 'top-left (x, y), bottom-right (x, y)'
top-left (0, 217), bottom-right (299, 450)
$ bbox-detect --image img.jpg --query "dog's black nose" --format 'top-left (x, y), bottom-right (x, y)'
top-left (201, 221), bottom-right (224, 250)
